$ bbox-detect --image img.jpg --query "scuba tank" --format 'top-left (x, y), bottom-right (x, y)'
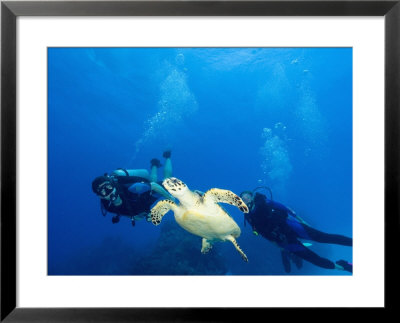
top-left (112, 168), bottom-right (149, 179)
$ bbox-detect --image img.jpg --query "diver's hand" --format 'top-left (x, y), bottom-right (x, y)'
top-left (133, 212), bottom-right (148, 221)
top-left (253, 230), bottom-right (259, 236)
top-left (145, 212), bottom-right (152, 222)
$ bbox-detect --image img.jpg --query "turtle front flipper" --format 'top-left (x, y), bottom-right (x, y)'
top-left (226, 235), bottom-right (248, 262)
top-left (203, 188), bottom-right (249, 213)
top-left (150, 199), bottom-right (177, 226)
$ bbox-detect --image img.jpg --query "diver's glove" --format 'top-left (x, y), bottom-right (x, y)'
top-left (253, 230), bottom-right (259, 236)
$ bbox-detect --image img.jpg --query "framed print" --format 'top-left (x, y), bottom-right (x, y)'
top-left (1, 0), bottom-right (399, 321)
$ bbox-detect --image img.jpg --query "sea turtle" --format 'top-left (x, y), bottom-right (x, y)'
top-left (150, 177), bottom-right (250, 262)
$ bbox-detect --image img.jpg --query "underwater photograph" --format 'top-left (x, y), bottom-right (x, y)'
top-left (48, 47), bottom-right (352, 276)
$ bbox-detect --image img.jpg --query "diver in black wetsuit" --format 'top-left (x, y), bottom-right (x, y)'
top-left (91, 151), bottom-right (174, 226)
top-left (240, 190), bottom-right (353, 273)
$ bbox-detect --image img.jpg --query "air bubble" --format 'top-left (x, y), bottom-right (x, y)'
top-left (259, 126), bottom-right (292, 191)
top-left (175, 53), bottom-right (185, 66)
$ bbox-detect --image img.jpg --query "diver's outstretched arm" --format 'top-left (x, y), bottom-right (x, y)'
top-left (151, 182), bottom-right (174, 200)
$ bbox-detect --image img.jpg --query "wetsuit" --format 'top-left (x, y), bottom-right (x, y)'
top-left (100, 176), bottom-right (159, 223)
top-left (245, 193), bottom-right (352, 270)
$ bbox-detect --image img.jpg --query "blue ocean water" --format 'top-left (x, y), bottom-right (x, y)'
top-left (48, 47), bottom-right (352, 275)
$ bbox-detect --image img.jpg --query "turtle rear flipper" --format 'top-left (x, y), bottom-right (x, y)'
top-left (151, 199), bottom-right (177, 225)
top-left (203, 188), bottom-right (249, 213)
top-left (226, 235), bottom-right (248, 262)
top-left (201, 238), bottom-right (213, 254)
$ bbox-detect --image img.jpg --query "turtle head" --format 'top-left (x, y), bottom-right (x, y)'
top-left (162, 177), bottom-right (189, 198)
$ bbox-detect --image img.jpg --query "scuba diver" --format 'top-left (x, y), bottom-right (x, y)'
top-left (91, 150), bottom-right (174, 227)
top-left (240, 188), bottom-right (353, 273)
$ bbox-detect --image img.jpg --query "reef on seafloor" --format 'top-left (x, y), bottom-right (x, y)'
top-left (132, 218), bottom-right (228, 275)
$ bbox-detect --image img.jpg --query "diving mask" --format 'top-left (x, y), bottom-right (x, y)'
top-left (97, 182), bottom-right (118, 201)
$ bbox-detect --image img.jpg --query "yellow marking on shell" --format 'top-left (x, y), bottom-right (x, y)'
top-left (182, 210), bottom-right (205, 221)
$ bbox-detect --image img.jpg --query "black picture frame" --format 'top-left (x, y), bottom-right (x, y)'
top-left (1, 0), bottom-right (399, 321)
